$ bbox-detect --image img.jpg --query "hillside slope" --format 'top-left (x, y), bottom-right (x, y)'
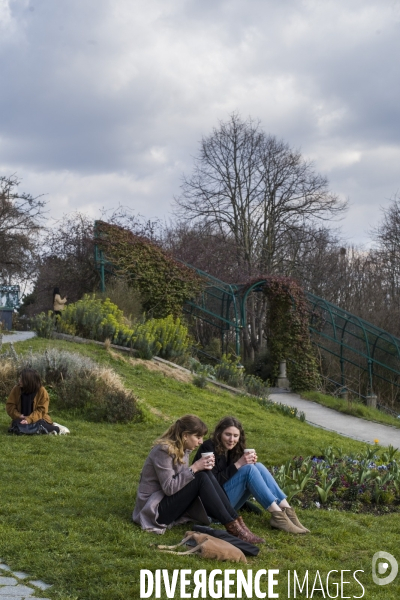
top-left (0, 338), bottom-right (398, 600)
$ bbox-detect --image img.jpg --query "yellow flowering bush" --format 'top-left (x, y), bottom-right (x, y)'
top-left (57, 295), bottom-right (191, 360)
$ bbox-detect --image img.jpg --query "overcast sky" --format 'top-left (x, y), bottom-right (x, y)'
top-left (1, 0), bottom-right (399, 245)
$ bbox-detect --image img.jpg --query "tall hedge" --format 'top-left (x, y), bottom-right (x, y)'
top-left (95, 221), bottom-right (202, 318)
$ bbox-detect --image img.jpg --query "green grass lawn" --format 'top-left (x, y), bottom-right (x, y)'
top-left (0, 338), bottom-right (399, 599)
top-left (302, 390), bottom-right (400, 429)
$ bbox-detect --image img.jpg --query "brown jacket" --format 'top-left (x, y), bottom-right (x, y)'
top-left (53, 294), bottom-right (67, 312)
top-left (132, 444), bottom-right (195, 534)
top-left (6, 385), bottom-right (53, 424)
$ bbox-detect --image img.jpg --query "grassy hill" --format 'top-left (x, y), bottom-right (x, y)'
top-left (0, 338), bottom-right (399, 600)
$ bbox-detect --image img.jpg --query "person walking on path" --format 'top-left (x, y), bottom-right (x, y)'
top-left (133, 414), bottom-right (265, 543)
top-left (53, 287), bottom-right (67, 316)
top-left (195, 416), bottom-right (309, 534)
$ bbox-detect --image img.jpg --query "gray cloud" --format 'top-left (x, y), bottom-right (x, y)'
top-left (0, 0), bottom-right (399, 243)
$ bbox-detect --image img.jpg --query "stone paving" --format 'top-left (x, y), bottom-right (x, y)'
top-left (0, 332), bottom-right (36, 344)
top-left (270, 390), bottom-right (400, 447)
top-left (0, 562), bottom-right (52, 599)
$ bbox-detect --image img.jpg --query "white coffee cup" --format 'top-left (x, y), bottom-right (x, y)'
top-left (201, 451), bottom-right (214, 470)
top-left (244, 448), bottom-right (255, 454)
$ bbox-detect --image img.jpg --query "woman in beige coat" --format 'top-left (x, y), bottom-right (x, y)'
top-left (53, 287), bottom-right (67, 316)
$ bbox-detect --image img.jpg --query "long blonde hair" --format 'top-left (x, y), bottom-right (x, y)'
top-left (154, 414), bottom-right (208, 464)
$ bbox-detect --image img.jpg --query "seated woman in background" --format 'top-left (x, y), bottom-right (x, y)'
top-left (195, 415), bottom-right (309, 534)
top-left (132, 414), bottom-right (265, 543)
top-left (6, 368), bottom-right (69, 435)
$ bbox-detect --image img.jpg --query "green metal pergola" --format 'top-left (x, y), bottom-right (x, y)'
top-left (307, 293), bottom-right (400, 395)
top-left (94, 234), bottom-right (400, 398)
top-left (181, 265), bottom-right (400, 396)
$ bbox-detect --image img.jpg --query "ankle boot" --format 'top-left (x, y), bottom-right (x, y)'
top-left (284, 507), bottom-right (310, 533)
top-left (269, 510), bottom-right (306, 534)
top-left (237, 516), bottom-right (265, 543)
top-left (225, 518), bottom-right (265, 544)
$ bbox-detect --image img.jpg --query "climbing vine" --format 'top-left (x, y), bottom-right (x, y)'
top-left (243, 276), bottom-right (320, 391)
top-left (95, 221), bottom-right (202, 319)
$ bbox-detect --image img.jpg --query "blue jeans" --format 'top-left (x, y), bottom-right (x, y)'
top-left (223, 463), bottom-right (286, 510)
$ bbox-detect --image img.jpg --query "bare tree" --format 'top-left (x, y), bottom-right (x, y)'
top-left (0, 175), bottom-right (46, 286)
top-left (371, 194), bottom-right (400, 314)
top-left (24, 213), bottom-right (99, 314)
top-left (176, 113), bottom-right (347, 277)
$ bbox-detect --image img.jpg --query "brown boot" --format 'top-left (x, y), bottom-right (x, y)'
top-left (284, 507), bottom-right (310, 533)
top-left (269, 510), bottom-right (306, 534)
top-left (225, 518), bottom-right (265, 544)
top-left (237, 516), bottom-right (266, 543)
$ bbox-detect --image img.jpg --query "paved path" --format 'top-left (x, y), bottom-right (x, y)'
top-left (0, 561), bottom-right (51, 599)
top-left (1, 332), bottom-right (36, 344)
top-left (270, 390), bottom-right (400, 447)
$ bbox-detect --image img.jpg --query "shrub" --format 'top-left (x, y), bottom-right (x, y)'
top-left (58, 295), bottom-right (126, 341)
top-left (0, 346), bottom-right (141, 423)
top-left (192, 374), bottom-right (208, 388)
top-left (149, 315), bottom-right (191, 360)
top-left (27, 348), bottom-right (97, 385)
top-left (214, 354), bottom-right (244, 388)
top-left (243, 374), bottom-right (269, 397)
top-left (57, 295), bottom-right (191, 361)
top-left (0, 358), bottom-right (18, 400)
top-left (101, 387), bottom-right (139, 423)
top-left (31, 311), bottom-right (55, 339)
top-left (57, 369), bottom-right (139, 423)
top-left (95, 278), bottom-right (143, 325)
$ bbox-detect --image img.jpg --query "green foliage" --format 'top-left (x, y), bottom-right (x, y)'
top-left (3, 339), bottom-right (400, 600)
top-left (189, 355), bottom-right (270, 397)
top-left (214, 354), bottom-right (244, 387)
top-left (192, 373), bottom-right (208, 388)
top-left (0, 346), bottom-right (140, 423)
top-left (57, 295), bottom-right (191, 360)
top-left (95, 277), bottom-right (143, 324)
top-left (243, 373), bottom-right (269, 397)
top-left (272, 445), bottom-right (400, 512)
top-left (31, 310), bottom-right (55, 338)
top-left (58, 295), bottom-right (127, 341)
top-left (144, 315), bottom-right (190, 361)
top-left (96, 221), bottom-right (202, 318)
top-left (243, 276), bottom-right (320, 391)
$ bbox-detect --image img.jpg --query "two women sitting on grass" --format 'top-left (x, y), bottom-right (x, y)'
top-left (133, 414), bottom-right (264, 544)
top-left (6, 368), bottom-right (70, 435)
top-left (133, 413), bottom-right (310, 541)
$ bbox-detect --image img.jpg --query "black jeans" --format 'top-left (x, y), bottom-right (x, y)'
top-left (157, 470), bottom-right (238, 526)
top-left (13, 419), bottom-right (60, 434)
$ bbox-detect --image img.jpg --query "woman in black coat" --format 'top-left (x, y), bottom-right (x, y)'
top-left (195, 416), bottom-right (310, 534)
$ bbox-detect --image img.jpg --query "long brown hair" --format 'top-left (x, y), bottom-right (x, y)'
top-left (212, 416), bottom-right (246, 461)
top-left (20, 368), bottom-right (42, 395)
top-left (154, 414), bottom-right (208, 464)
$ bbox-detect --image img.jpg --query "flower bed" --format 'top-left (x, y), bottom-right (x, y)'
top-left (271, 444), bottom-right (400, 514)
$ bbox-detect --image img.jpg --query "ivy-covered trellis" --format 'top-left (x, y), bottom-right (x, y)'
top-left (240, 276), bottom-right (320, 391)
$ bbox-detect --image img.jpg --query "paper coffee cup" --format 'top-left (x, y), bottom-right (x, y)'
top-left (201, 452), bottom-right (214, 457)
top-left (244, 448), bottom-right (255, 454)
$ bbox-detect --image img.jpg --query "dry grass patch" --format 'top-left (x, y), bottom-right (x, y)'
top-left (128, 356), bottom-right (193, 384)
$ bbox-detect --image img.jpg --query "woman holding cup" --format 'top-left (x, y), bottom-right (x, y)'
top-left (132, 414), bottom-right (264, 543)
top-left (195, 415), bottom-right (309, 534)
